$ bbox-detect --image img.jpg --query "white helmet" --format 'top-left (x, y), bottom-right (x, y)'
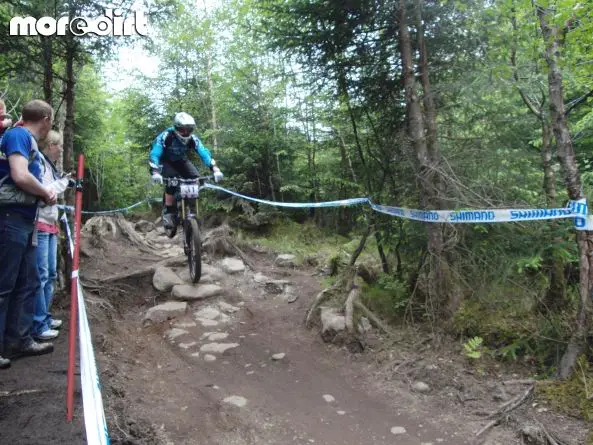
top-left (173, 112), bottom-right (196, 145)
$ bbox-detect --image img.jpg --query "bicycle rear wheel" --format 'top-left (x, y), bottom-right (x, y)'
top-left (186, 218), bottom-right (201, 283)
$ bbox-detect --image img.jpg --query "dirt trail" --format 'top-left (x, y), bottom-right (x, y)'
top-left (95, 251), bottom-right (461, 445)
top-left (0, 331), bottom-right (85, 445)
top-left (1, 220), bottom-right (589, 445)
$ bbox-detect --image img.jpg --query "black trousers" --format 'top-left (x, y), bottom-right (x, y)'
top-left (161, 159), bottom-right (199, 195)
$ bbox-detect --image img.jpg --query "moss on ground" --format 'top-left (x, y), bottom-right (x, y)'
top-left (537, 356), bottom-right (593, 422)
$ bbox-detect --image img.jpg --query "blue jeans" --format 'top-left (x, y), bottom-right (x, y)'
top-left (32, 231), bottom-right (57, 335)
top-left (0, 211), bottom-right (40, 353)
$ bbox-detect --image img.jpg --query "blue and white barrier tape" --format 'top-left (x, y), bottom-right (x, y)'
top-left (368, 203), bottom-right (576, 223)
top-left (58, 198), bottom-right (159, 215)
top-left (204, 183), bottom-right (370, 208)
top-left (61, 214), bottom-right (110, 445)
top-left (58, 184), bottom-right (592, 229)
top-left (207, 184), bottom-right (591, 228)
top-left (569, 198), bottom-right (589, 230)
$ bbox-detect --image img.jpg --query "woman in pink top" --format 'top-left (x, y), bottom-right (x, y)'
top-left (32, 130), bottom-right (65, 340)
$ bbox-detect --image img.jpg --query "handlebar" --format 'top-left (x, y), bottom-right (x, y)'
top-left (162, 176), bottom-right (213, 186)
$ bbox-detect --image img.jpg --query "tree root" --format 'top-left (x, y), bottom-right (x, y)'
top-left (202, 224), bottom-right (236, 257)
top-left (83, 255), bottom-right (187, 284)
top-left (354, 300), bottom-right (393, 336)
top-left (113, 214), bottom-right (163, 254)
top-left (82, 214), bottom-right (166, 256)
top-left (230, 242), bottom-right (256, 270)
top-left (345, 282), bottom-right (360, 332)
top-left (83, 216), bottom-right (118, 238)
top-left (305, 288), bottom-right (333, 328)
top-left (202, 224), bottom-right (256, 269)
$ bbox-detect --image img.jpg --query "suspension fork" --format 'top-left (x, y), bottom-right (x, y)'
top-left (180, 198), bottom-right (199, 230)
top-left (193, 197), bottom-right (199, 220)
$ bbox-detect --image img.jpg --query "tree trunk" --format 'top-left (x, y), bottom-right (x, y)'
top-left (337, 66), bottom-right (390, 271)
top-left (416, 0), bottom-right (453, 313)
top-left (399, 0), bottom-right (445, 318)
top-left (311, 140), bottom-right (319, 221)
top-left (537, 6), bottom-right (593, 379)
top-left (276, 152), bottom-right (283, 201)
top-left (42, 37), bottom-right (53, 107)
top-left (205, 42), bottom-right (218, 149)
top-left (62, 51), bottom-right (75, 292)
top-left (541, 123), bottom-right (556, 205)
top-left (540, 122), bottom-right (568, 311)
top-left (510, 10), bottom-right (567, 312)
top-left (337, 129), bottom-right (357, 183)
top-left (61, 6), bottom-right (78, 294)
top-left (336, 128), bottom-right (354, 233)
top-left (374, 230), bottom-right (389, 274)
top-left (63, 37), bottom-right (75, 176)
top-left (268, 172), bottom-right (276, 202)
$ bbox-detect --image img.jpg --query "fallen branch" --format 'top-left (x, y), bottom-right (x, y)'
top-left (412, 336), bottom-right (433, 349)
top-left (578, 359), bottom-right (592, 400)
top-left (473, 384), bottom-right (534, 443)
top-left (475, 418), bottom-right (499, 440)
top-left (502, 379), bottom-right (536, 386)
top-left (392, 357), bottom-right (418, 374)
top-left (111, 412), bottom-right (133, 442)
top-left (0, 389), bottom-right (43, 397)
top-left (489, 384), bottom-right (534, 419)
top-left (532, 417), bottom-right (563, 445)
top-left (354, 300), bottom-right (393, 336)
top-left (85, 293), bottom-right (117, 317)
top-left (457, 394), bottom-right (478, 405)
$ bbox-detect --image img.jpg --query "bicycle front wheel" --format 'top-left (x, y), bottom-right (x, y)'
top-left (187, 218), bottom-right (201, 283)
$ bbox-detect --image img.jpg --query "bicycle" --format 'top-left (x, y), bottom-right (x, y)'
top-left (161, 176), bottom-right (213, 283)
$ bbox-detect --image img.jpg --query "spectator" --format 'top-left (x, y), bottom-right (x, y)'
top-left (32, 130), bottom-right (65, 341)
top-left (0, 99), bottom-right (13, 140)
top-left (0, 99), bottom-right (56, 369)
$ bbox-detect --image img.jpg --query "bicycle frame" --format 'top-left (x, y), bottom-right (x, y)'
top-left (163, 176), bottom-right (213, 226)
top-left (162, 175), bottom-right (213, 282)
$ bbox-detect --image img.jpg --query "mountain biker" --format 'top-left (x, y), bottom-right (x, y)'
top-left (149, 112), bottom-right (223, 228)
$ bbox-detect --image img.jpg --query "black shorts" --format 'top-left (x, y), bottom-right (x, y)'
top-left (162, 159), bottom-right (198, 195)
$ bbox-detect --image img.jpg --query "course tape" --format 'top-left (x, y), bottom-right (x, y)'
top-left (58, 197), bottom-right (159, 215)
top-left (61, 214), bottom-right (110, 445)
top-left (58, 184), bottom-right (591, 228)
top-left (206, 185), bottom-right (591, 227)
top-left (369, 203), bottom-right (575, 223)
top-left (203, 184), bottom-right (369, 208)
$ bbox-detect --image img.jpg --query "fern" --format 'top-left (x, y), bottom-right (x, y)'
top-left (463, 336), bottom-right (484, 359)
